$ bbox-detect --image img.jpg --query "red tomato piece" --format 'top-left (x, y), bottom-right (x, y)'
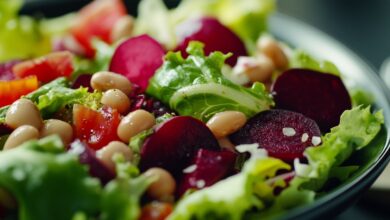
top-left (73, 104), bottom-right (121, 150)
top-left (0, 76), bottom-right (38, 107)
top-left (140, 202), bottom-right (173, 220)
top-left (12, 51), bottom-right (74, 83)
top-left (70, 0), bottom-right (127, 57)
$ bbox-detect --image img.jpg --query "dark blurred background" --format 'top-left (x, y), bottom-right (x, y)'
top-left (21, 0), bottom-right (390, 219)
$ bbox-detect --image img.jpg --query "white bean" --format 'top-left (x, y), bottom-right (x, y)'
top-left (3, 125), bottom-right (39, 150)
top-left (5, 99), bottom-right (43, 130)
top-left (207, 111), bottom-right (247, 139)
top-left (101, 89), bottom-right (131, 114)
top-left (117, 110), bottom-right (155, 143)
top-left (40, 119), bottom-right (73, 146)
top-left (91, 71), bottom-right (133, 95)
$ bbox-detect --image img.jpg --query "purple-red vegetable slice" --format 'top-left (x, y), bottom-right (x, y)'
top-left (230, 109), bottom-right (321, 162)
top-left (175, 17), bottom-right (247, 66)
top-left (272, 68), bottom-right (351, 131)
top-left (140, 116), bottom-right (219, 176)
top-left (109, 34), bottom-right (165, 90)
top-left (72, 74), bottom-right (93, 92)
top-left (178, 149), bottom-right (236, 196)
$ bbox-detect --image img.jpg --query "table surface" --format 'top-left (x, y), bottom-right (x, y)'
top-left (22, 0), bottom-right (390, 219)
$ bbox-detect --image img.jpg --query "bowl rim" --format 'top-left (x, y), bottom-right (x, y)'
top-left (270, 12), bottom-right (390, 219)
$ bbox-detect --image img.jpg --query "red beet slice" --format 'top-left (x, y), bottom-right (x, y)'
top-left (69, 139), bottom-right (115, 184)
top-left (140, 116), bottom-right (219, 176)
top-left (272, 68), bottom-right (351, 131)
top-left (175, 17), bottom-right (247, 66)
top-left (109, 35), bottom-right (165, 90)
top-left (0, 123), bottom-right (12, 136)
top-left (230, 109), bottom-right (321, 162)
top-left (72, 74), bottom-right (93, 92)
top-left (178, 149), bottom-right (237, 196)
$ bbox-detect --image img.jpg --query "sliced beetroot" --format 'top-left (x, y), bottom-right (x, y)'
top-left (69, 140), bottom-right (115, 184)
top-left (109, 35), bottom-right (165, 90)
top-left (72, 74), bottom-right (93, 92)
top-left (178, 149), bottom-right (237, 196)
top-left (230, 109), bottom-right (321, 162)
top-left (272, 68), bottom-right (351, 131)
top-left (140, 116), bottom-right (219, 176)
top-left (175, 17), bottom-right (247, 66)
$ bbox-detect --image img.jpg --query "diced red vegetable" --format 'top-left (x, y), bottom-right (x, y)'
top-left (70, 0), bottom-right (127, 57)
top-left (12, 51), bottom-right (74, 83)
top-left (140, 202), bottom-right (173, 220)
top-left (109, 35), bottom-right (165, 90)
top-left (73, 105), bottom-right (121, 150)
top-left (0, 76), bottom-right (38, 107)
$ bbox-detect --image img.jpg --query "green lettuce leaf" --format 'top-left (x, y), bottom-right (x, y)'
top-left (147, 42), bottom-right (272, 122)
top-left (290, 50), bottom-right (341, 76)
top-left (169, 155), bottom-right (290, 220)
top-left (350, 89), bottom-right (374, 107)
top-left (36, 87), bottom-right (102, 118)
top-left (264, 106), bottom-right (384, 217)
top-left (135, 0), bottom-right (176, 49)
top-left (101, 175), bottom-right (151, 220)
top-left (0, 136), bottom-right (102, 220)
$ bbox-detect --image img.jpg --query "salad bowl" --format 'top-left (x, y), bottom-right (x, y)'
top-left (2, 0), bottom-right (389, 219)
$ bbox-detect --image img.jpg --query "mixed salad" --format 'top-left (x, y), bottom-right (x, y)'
top-left (0, 0), bottom-right (385, 219)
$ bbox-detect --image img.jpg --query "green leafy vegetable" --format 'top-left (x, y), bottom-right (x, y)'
top-left (265, 106), bottom-right (383, 217)
top-left (350, 89), bottom-right (374, 107)
top-left (169, 156), bottom-right (290, 220)
top-left (0, 136), bottom-right (102, 220)
top-left (0, 0), bottom-right (74, 61)
top-left (290, 50), bottom-right (341, 76)
top-left (147, 42), bottom-right (272, 122)
top-left (135, 0), bottom-right (176, 49)
top-left (101, 175), bottom-right (151, 220)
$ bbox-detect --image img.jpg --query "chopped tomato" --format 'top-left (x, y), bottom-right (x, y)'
top-left (70, 0), bottom-right (127, 57)
top-left (73, 105), bottom-right (120, 150)
top-left (12, 51), bottom-right (74, 83)
top-left (140, 202), bottom-right (173, 220)
top-left (0, 76), bottom-right (38, 107)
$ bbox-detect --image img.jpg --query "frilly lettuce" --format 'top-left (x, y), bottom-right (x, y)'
top-left (101, 175), bottom-right (151, 220)
top-left (135, 0), bottom-right (176, 49)
top-left (289, 50), bottom-right (341, 76)
top-left (0, 135), bottom-right (102, 220)
top-left (264, 106), bottom-right (383, 217)
top-left (169, 155), bottom-right (290, 220)
top-left (147, 42), bottom-right (272, 122)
